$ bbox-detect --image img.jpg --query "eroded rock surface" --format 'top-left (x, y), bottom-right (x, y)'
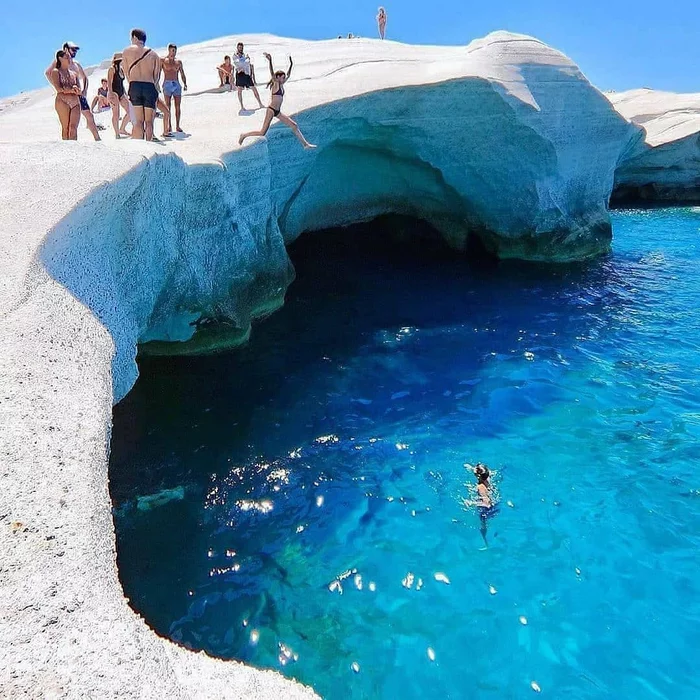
top-left (610, 88), bottom-right (700, 205)
top-left (0, 31), bottom-right (679, 699)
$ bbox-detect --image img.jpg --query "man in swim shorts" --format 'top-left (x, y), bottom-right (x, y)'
top-left (44, 42), bottom-right (101, 141)
top-left (122, 28), bottom-right (160, 141)
top-left (232, 42), bottom-right (264, 112)
top-left (161, 43), bottom-right (188, 135)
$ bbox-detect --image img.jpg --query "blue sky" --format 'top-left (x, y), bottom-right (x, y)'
top-left (1, 0), bottom-right (698, 97)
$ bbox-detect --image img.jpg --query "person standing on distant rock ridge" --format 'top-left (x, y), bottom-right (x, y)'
top-left (232, 42), bottom-right (265, 112)
top-left (217, 55), bottom-right (234, 90)
top-left (106, 53), bottom-right (131, 138)
top-left (44, 42), bottom-right (101, 141)
top-left (161, 43), bottom-right (188, 135)
top-left (377, 7), bottom-right (387, 40)
top-left (47, 49), bottom-right (81, 140)
top-left (122, 28), bottom-right (161, 141)
top-left (238, 52), bottom-right (316, 149)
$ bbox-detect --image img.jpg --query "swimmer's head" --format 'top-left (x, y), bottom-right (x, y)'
top-left (474, 463), bottom-right (490, 484)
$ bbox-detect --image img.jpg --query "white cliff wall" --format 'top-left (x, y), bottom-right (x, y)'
top-left (35, 36), bottom-right (639, 402)
top-left (0, 32), bottom-right (682, 700)
top-left (610, 88), bottom-right (700, 204)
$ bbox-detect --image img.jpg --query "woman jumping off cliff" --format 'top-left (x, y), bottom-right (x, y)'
top-left (238, 53), bottom-right (316, 149)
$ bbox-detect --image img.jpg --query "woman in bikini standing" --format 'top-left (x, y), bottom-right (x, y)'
top-left (107, 52), bottom-right (131, 138)
top-left (49, 49), bottom-right (81, 140)
top-left (238, 53), bottom-right (316, 149)
top-left (377, 7), bottom-right (387, 40)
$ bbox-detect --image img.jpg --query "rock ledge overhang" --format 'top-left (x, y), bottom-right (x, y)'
top-left (0, 31), bottom-right (697, 699)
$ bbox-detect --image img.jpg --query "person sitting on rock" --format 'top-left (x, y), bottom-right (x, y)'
top-left (238, 53), bottom-right (316, 149)
top-left (217, 55), bottom-right (234, 89)
top-left (90, 79), bottom-right (111, 112)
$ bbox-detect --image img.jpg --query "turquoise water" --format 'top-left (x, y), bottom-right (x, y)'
top-left (110, 210), bottom-right (700, 699)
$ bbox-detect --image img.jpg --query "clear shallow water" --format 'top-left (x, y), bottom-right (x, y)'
top-left (111, 210), bottom-right (700, 699)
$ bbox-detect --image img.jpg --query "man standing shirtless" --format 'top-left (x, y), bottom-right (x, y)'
top-left (161, 44), bottom-right (188, 135)
top-left (44, 42), bottom-right (101, 141)
top-left (122, 28), bottom-right (161, 141)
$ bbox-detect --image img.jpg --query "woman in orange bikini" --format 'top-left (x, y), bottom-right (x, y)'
top-left (238, 53), bottom-right (316, 149)
top-left (49, 49), bottom-right (81, 140)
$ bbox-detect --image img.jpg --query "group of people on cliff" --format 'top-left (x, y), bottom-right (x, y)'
top-left (45, 8), bottom-right (389, 147)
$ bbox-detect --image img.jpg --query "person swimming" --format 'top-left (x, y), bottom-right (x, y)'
top-left (465, 462), bottom-right (498, 547)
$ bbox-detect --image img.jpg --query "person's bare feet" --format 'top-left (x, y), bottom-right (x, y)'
top-left (176, 127), bottom-right (184, 133)
top-left (238, 134), bottom-right (245, 145)
top-left (304, 143), bottom-right (317, 150)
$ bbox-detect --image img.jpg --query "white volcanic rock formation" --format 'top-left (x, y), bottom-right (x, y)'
top-left (0, 31), bottom-right (658, 699)
top-left (610, 88), bottom-right (700, 204)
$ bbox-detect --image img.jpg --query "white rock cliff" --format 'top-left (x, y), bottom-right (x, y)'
top-left (610, 88), bottom-right (700, 204)
top-left (0, 31), bottom-right (696, 699)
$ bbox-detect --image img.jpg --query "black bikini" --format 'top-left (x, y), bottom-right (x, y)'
top-left (268, 83), bottom-right (284, 117)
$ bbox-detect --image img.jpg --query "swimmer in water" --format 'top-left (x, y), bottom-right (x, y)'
top-left (465, 462), bottom-right (497, 547)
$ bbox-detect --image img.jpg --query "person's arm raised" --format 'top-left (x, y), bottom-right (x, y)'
top-left (264, 52), bottom-right (274, 79)
top-left (287, 55), bottom-right (293, 80)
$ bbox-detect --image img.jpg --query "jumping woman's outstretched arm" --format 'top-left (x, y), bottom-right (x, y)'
top-left (264, 52), bottom-right (274, 79)
top-left (287, 56), bottom-right (293, 80)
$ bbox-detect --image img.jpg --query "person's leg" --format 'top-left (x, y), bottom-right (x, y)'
top-left (237, 86), bottom-right (245, 110)
top-left (82, 107), bottom-right (101, 141)
top-left (158, 98), bottom-right (170, 137)
top-left (164, 93), bottom-right (173, 135)
top-left (110, 95), bottom-right (120, 137)
top-left (131, 105), bottom-right (145, 139)
top-left (55, 98), bottom-right (71, 140)
top-left (277, 113), bottom-right (316, 149)
top-left (238, 108), bottom-right (275, 144)
top-left (119, 97), bottom-right (131, 134)
top-left (251, 86), bottom-right (264, 108)
top-left (144, 107), bottom-right (155, 141)
top-left (174, 94), bottom-right (182, 131)
top-left (217, 68), bottom-right (224, 87)
top-left (68, 104), bottom-right (80, 140)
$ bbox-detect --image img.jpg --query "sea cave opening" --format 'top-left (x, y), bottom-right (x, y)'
top-left (108, 212), bottom-right (614, 698)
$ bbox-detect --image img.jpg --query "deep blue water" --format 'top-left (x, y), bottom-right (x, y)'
top-left (110, 210), bottom-right (700, 699)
